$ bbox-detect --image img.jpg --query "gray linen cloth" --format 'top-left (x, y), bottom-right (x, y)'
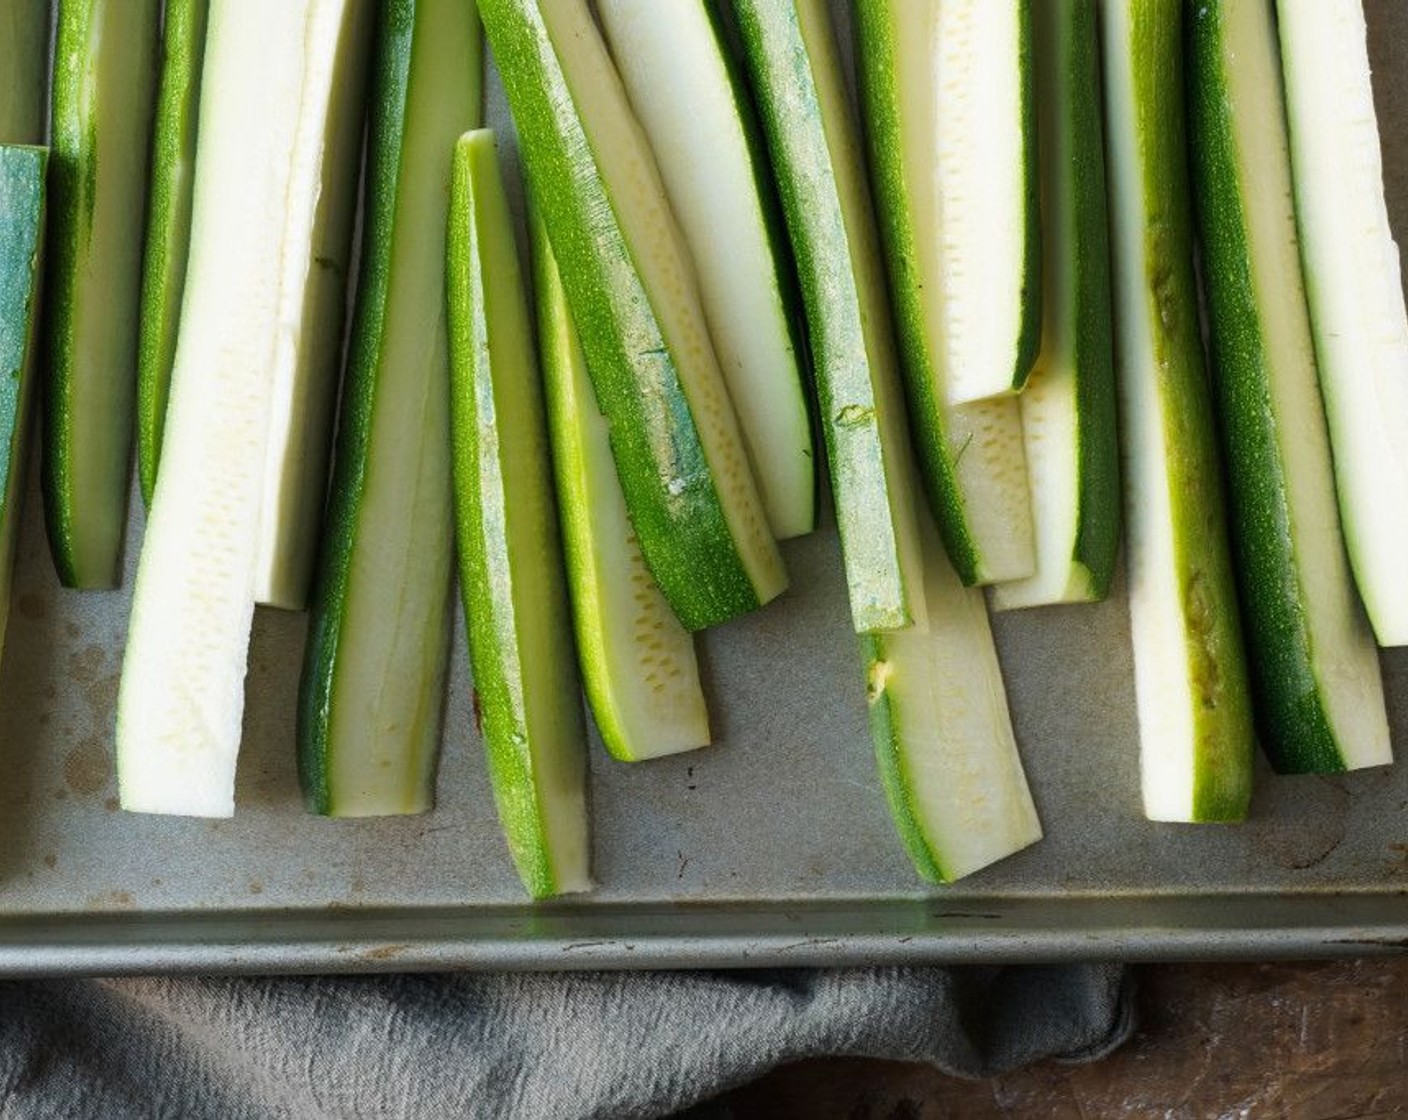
top-left (0, 964), bottom-right (1131, 1118)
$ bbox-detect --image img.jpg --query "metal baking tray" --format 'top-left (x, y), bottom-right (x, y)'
top-left (3, 2), bottom-right (1408, 977)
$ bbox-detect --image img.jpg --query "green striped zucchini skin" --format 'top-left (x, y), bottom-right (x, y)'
top-left (0, 146), bottom-right (47, 654)
top-left (136, 0), bottom-right (209, 508)
top-left (1101, 0), bottom-right (1254, 823)
top-left (731, 0), bottom-right (927, 631)
top-left (477, 0), bottom-right (786, 632)
top-left (447, 131), bottom-right (590, 900)
top-left (42, 0), bottom-right (161, 589)
top-left (1188, 0), bottom-right (1389, 775)
top-left (299, 0), bottom-right (482, 817)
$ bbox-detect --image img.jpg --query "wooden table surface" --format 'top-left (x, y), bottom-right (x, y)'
top-left (712, 959), bottom-right (1408, 1118)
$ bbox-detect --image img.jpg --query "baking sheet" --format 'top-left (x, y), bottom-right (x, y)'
top-left (1, 1), bottom-right (1407, 975)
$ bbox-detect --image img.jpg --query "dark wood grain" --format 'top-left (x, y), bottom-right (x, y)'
top-left (714, 961), bottom-right (1408, 1118)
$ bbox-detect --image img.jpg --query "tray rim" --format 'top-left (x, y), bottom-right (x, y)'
top-left (2, 893), bottom-right (1405, 976)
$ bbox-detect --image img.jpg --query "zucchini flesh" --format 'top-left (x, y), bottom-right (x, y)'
top-left (42, 0), bottom-right (160, 589)
top-left (478, 0), bottom-right (786, 631)
top-left (732, 0), bottom-right (926, 632)
top-left (1276, 0), bottom-right (1408, 646)
top-left (0, 147), bottom-right (47, 656)
top-left (1189, 0), bottom-right (1389, 774)
top-left (136, 0), bottom-right (209, 508)
top-left (992, 0), bottom-right (1120, 609)
top-left (252, 0), bottom-right (371, 610)
top-left (298, 0), bottom-right (482, 817)
top-left (448, 131), bottom-right (590, 899)
top-left (533, 209), bottom-right (711, 763)
top-left (117, 0), bottom-right (373, 818)
top-left (596, 0), bottom-right (816, 541)
top-left (874, 1), bottom-right (1040, 406)
top-left (0, 2), bottom-right (48, 144)
top-left (855, 0), bottom-right (1036, 588)
top-left (863, 500), bottom-right (1042, 884)
top-left (1100, 0), bottom-right (1254, 823)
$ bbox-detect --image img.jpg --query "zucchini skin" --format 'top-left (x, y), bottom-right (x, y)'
top-left (477, 0), bottom-right (785, 631)
top-left (1048, 0), bottom-right (1120, 597)
top-left (298, 0), bottom-right (478, 815)
top-left (855, 1), bottom-right (1039, 588)
top-left (703, 2), bottom-right (816, 538)
top-left (531, 208), bottom-right (712, 764)
top-left (1014, 0), bottom-right (1043, 396)
top-left (1106, 0), bottom-right (1254, 821)
top-left (42, 0), bottom-right (161, 588)
top-left (861, 658), bottom-right (944, 883)
top-left (1274, 0), bottom-right (1408, 648)
top-left (731, 0), bottom-right (925, 631)
top-left (1188, 0), bottom-right (1377, 774)
top-left (136, 0), bottom-right (209, 508)
top-left (447, 132), bottom-right (589, 899)
top-left (853, 0), bottom-right (977, 582)
top-left (0, 147), bottom-right (47, 653)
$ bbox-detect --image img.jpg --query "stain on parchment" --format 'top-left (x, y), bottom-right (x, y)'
top-left (69, 646), bottom-right (104, 683)
top-left (85, 673), bottom-right (119, 721)
top-left (16, 593), bottom-right (46, 621)
top-left (63, 737), bottom-right (111, 796)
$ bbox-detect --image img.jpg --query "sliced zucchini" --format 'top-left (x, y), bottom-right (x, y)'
top-left (299, 0), bottom-right (482, 817)
top-left (732, 0), bottom-right (926, 631)
top-left (533, 208), bottom-right (711, 763)
top-left (596, 0), bottom-right (816, 541)
top-left (1100, 0), bottom-right (1254, 822)
top-left (992, 0), bottom-right (1120, 609)
top-left (42, 0), bottom-right (160, 589)
top-left (863, 499), bottom-right (1042, 884)
top-left (1189, 0), bottom-right (1389, 774)
top-left (1276, 0), bottom-right (1408, 647)
top-left (117, 0), bottom-right (374, 818)
top-left (855, 0), bottom-right (1036, 588)
top-left (252, 0), bottom-right (371, 610)
top-left (448, 131), bottom-right (590, 898)
top-left (136, 0), bottom-right (209, 508)
top-left (866, 1), bottom-right (1039, 407)
top-left (0, 147), bottom-right (47, 655)
top-left (478, 0), bottom-right (785, 631)
top-left (0, 2), bottom-right (48, 144)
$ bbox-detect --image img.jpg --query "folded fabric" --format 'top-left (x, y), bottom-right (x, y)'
top-left (0, 964), bottom-right (1132, 1118)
